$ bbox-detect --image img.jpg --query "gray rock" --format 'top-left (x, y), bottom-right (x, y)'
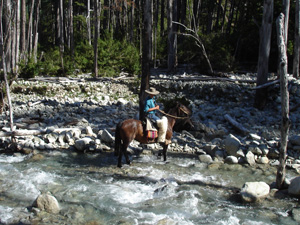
top-left (288, 176), bottom-right (300, 197)
top-left (240, 181), bottom-right (270, 203)
top-left (290, 135), bottom-right (300, 146)
top-left (245, 151), bottom-right (256, 166)
top-left (224, 134), bottom-right (241, 156)
top-left (74, 137), bottom-right (93, 151)
top-left (257, 156), bottom-right (269, 164)
top-left (225, 156), bottom-right (238, 164)
top-left (198, 154), bottom-right (213, 163)
top-left (33, 192), bottom-right (60, 214)
top-left (44, 133), bottom-right (58, 143)
top-left (100, 129), bottom-right (114, 143)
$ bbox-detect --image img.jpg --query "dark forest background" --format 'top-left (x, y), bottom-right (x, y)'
top-left (1, 0), bottom-right (298, 79)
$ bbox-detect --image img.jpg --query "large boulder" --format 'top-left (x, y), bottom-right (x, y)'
top-left (224, 134), bottom-right (241, 156)
top-left (288, 176), bottom-right (300, 197)
top-left (33, 192), bottom-right (60, 214)
top-left (74, 137), bottom-right (93, 151)
top-left (240, 181), bottom-right (270, 203)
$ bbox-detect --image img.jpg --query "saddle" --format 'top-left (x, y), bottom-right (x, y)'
top-left (144, 117), bottom-right (168, 143)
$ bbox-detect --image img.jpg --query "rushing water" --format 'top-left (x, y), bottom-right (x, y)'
top-left (0, 150), bottom-right (299, 225)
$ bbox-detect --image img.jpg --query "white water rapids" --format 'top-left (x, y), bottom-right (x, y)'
top-left (0, 151), bottom-right (298, 224)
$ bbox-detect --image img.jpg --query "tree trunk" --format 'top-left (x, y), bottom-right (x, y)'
top-left (33, 0), bottom-right (40, 63)
top-left (0, 0), bottom-right (15, 140)
top-left (59, 0), bottom-right (64, 74)
top-left (167, 0), bottom-right (177, 72)
top-left (139, 0), bottom-right (152, 121)
top-left (93, 0), bottom-right (99, 77)
top-left (160, 0), bottom-right (165, 36)
top-left (27, 0), bottom-right (35, 58)
top-left (69, 0), bottom-right (74, 57)
top-left (276, 13), bottom-right (290, 190)
top-left (15, 0), bottom-right (20, 74)
top-left (293, 0), bottom-right (300, 78)
top-left (87, 0), bottom-right (91, 45)
top-left (254, 0), bottom-right (273, 110)
top-left (282, 0), bottom-right (290, 45)
top-left (20, 0), bottom-right (26, 61)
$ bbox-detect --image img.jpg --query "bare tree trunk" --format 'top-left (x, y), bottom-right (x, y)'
top-left (167, 0), bottom-right (177, 72)
top-left (160, 0), bottom-right (165, 36)
top-left (276, 13), bottom-right (290, 190)
top-left (69, 0), bottom-right (74, 57)
top-left (93, 0), bottom-right (99, 77)
top-left (20, 0), bottom-right (26, 61)
top-left (293, 0), bottom-right (300, 78)
top-left (15, 0), bottom-right (20, 74)
top-left (33, 0), bottom-right (40, 63)
top-left (139, 0), bottom-right (152, 121)
top-left (27, 0), bottom-right (35, 58)
top-left (0, 0), bottom-right (14, 140)
top-left (87, 0), bottom-right (91, 45)
top-left (4, 0), bottom-right (12, 73)
top-left (59, 0), bottom-right (64, 74)
top-left (254, 0), bottom-right (273, 110)
top-left (282, 0), bottom-right (290, 45)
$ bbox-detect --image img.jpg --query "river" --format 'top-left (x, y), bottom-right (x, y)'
top-left (0, 149), bottom-right (299, 225)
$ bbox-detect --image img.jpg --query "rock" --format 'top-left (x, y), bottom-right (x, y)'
top-left (291, 207), bottom-right (300, 223)
top-left (290, 135), bottom-right (300, 146)
top-left (245, 151), bottom-right (256, 166)
top-left (44, 133), bottom-right (58, 143)
top-left (288, 176), bottom-right (300, 197)
top-left (100, 129), bottom-right (114, 143)
top-left (74, 137), bottom-right (93, 151)
top-left (86, 126), bottom-right (96, 137)
top-left (33, 192), bottom-right (60, 214)
top-left (257, 156), bottom-right (269, 164)
top-left (198, 154), bottom-right (213, 163)
top-left (224, 134), bottom-right (241, 156)
top-left (240, 181), bottom-right (270, 203)
top-left (225, 156), bottom-right (238, 164)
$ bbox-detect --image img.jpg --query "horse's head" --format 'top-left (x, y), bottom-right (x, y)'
top-left (175, 102), bottom-right (194, 129)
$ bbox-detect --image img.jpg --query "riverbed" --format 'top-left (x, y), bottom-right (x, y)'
top-left (0, 149), bottom-right (299, 224)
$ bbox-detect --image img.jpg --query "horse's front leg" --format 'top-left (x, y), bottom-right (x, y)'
top-left (162, 144), bottom-right (168, 161)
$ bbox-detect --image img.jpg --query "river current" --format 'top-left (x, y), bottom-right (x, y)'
top-left (0, 150), bottom-right (298, 225)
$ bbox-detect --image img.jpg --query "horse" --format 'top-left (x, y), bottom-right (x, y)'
top-left (114, 102), bottom-right (193, 167)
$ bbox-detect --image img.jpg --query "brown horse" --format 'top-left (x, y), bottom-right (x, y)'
top-left (114, 102), bottom-right (192, 167)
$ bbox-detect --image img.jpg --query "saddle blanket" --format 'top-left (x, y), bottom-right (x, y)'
top-left (147, 130), bottom-right (158, 139)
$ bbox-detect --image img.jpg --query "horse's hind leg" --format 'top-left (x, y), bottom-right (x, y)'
top-left (123, 141), bottom-right (131, 165)
top-left (117, 147), bottom-right (123, 168)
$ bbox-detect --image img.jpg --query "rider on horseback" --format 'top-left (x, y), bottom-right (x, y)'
top-left (144, 87), bottom-right (160, 122)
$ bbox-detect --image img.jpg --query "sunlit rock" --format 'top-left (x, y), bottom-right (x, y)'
top-left (240, 181), bottom-right (270, 203)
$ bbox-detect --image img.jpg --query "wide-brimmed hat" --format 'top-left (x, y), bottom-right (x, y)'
top-left (145, 87), bottom-right (160, 95)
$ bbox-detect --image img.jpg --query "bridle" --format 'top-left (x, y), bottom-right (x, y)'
top-left (158, 107), bottom-right (191, 120)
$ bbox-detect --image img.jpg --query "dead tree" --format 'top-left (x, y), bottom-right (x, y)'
top-left (254, 0), bottom-right (273, 110)
top-left (293, 0), bottom-right (300, 78)
top-left (276, 13), bottom-right (290, 190)
top-left (139, 0), bottom-right (152, 120)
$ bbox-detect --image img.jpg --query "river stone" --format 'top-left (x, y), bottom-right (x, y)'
top-left (100, 129), bottom-right (114, 143)
top-left (288, 176), bottom-right (300, 197)
top-left (224, 134), bottom-right (241, 156)
top-left (245, 151), bottom-right (256, 166)
top-left (75, 137), bottom-right (93, 151)
top-left (240, 181), bottom-right (270, 203)
top-left (290, 135), bottom-right (300, 146)
top-left (257, 156), bottom-right (269, 164)
top-left (198, 154), bottom-right (213, 163)
top-left (291, 207), bottom-right (300, 223)
top-left (44, 133), bottom-right (58, 143)
top-left (86, 126), bottom-right (96, 137)
top-left (33, 192), bottom-right (60, 214)
top-left (225, 156), bottom-right (238, 164)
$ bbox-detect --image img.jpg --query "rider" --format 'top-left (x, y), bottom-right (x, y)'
top-left (144, 87), bottom-right (160, 122)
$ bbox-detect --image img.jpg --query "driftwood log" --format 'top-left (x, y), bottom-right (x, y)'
top-left (224, 114), bottom-right (250, 135)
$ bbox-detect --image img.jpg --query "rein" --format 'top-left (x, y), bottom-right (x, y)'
top-left (158, 108), bottom-right (190, 120)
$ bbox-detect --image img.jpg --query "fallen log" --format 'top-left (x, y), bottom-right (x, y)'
top-left (224, 114), bottom-right (250, 135)
top-left (0, 127), bottom-right (83, 137)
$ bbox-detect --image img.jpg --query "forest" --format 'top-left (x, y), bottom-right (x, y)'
top-left (1, 0), bottom-right (299, 78)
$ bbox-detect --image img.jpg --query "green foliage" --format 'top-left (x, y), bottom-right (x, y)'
top-left (19, 58), bottom-right (41, 79)
top-left (97, 37), bottom-right (140, 76)
top-left (200, 33), bottom-right (236, 72)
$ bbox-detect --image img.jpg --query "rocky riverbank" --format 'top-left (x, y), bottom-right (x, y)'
top-left (1, 72), bottom-right (300, 199)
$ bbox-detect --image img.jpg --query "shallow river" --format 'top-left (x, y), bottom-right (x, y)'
top-left (0, 150), bottom-right (299, 225)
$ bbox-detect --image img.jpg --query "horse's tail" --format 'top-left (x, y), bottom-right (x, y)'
top-left (114, 122), bottom-right (122, 156)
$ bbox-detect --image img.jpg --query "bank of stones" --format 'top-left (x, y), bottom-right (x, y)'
top-left (1, 74), bottom-right (300, 176)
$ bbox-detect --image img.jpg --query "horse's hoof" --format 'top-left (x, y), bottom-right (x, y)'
top-left (117, 164), bottom-right (122, 168)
